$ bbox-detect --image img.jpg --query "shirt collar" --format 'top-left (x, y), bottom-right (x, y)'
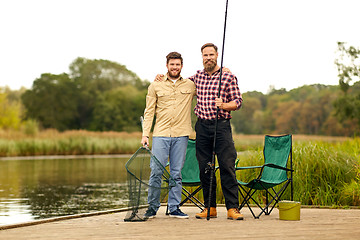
top-left (165, 73), bottom-right (183, 82)
top-left (203, 67), bottom-right (221, 76)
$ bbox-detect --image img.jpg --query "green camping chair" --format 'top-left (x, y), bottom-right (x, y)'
top-left (166, 139), bottom-right (205, 214)
top-left (236, 134), bottom-right (294, 219)
top-left (179, 139), bottom-right (204, 210)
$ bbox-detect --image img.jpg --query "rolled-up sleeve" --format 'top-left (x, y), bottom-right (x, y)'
top-left (228, 76), bottom-right (242, 110)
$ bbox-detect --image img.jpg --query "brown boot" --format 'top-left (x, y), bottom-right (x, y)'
top-left (227, 208), bottom-right (244, 220)
top-left (195, 207), bottom-right (217, 219)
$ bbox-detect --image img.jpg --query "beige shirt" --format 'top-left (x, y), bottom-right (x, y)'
top-left (142, 74), bottom-right (196, 138)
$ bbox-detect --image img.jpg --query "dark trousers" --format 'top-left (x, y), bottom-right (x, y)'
top-left (195, 118), bottom-right (239, 209)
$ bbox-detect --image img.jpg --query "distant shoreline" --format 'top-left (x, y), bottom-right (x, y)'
top-left (0, 154), bottom-right (134, 161)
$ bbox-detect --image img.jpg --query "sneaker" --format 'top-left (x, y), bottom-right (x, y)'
top-left (227, 208), bottom-right (244, 220)
top-left (144, 208), bottom-right (156, 219)
top-left (195, 207), bottom-right (217, 219)
top-left (169, 208), bottom-right (189, 219)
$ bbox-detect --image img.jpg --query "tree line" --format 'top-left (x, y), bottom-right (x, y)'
top-left (231, 84), bottom-right (358, 136)
top-left (0, 42), bottom-right (359, 136)
top-left (21, 57), bottom-right (150, 132)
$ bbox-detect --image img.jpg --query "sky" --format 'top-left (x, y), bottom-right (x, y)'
top-left (0, 0), bottom-right (359, 94)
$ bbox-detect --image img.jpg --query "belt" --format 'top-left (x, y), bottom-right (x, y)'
top-left (197, 118), bottom-right (229, 125)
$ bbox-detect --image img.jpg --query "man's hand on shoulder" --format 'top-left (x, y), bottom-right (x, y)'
top-left (154, 74), bottom-right (164, 82)
top-left (222, 67), bottom-right (232, 74)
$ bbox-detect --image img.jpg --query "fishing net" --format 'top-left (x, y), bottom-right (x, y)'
top-left (124, 146), bottom-right (176, 222)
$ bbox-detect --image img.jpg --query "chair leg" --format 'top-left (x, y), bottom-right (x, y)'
top-left (240, 183), bottom-right (291, 219)
top-left (255, 182), bottom-right (291, 218)
top-left (180, 187), bottom-right (205, 210)
top-left (238, 185), bottom-right (247, 210)
top-left (238, 186), bottom-right (260, 219)
top-left (265, 191), bottom-right (269, 215)
top-left (165, 204), bottom-right (169, 215)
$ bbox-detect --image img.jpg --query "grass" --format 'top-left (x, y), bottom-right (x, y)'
top-left (185, 136), bottom-right (360, 207)
top-left (232, 138), bottom-right (359, 207)
top-left (0, 129), bottom-right (351, 157)
top-left (0, 129), bottom-right (359, 206)
top-left (0, 129), bottom-right (142, 156)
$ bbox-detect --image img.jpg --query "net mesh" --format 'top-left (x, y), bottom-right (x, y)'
top-left (124, 146), bottom-right (175, 222)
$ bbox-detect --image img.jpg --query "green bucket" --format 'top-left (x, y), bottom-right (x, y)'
top-left (278, 200), bottom-right (301, 221)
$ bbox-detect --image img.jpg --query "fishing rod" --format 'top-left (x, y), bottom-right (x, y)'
top-left (207, 0), bottom-right (229, 221)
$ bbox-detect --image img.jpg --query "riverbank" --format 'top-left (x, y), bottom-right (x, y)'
top-left (0, 130), bottom-right (352, 157)
top-left (0, 153), bottom-right (134, 161)
top-left (1, 206), bottom-right (360, 239)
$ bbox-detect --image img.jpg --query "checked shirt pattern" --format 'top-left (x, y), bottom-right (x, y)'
top-left (189, 69), bottom-right (242, 120)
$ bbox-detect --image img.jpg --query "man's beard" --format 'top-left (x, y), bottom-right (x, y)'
top-left (168, 70), bottom-right (180, 79)
top-left (203, 59), bottom-right (217, 72)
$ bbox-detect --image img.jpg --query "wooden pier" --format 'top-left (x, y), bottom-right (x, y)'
top-left (0, 206), bottom-right (359, 239)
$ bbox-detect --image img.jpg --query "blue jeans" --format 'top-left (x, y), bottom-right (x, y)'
top-left (148, 136), bottom-right (188, 213)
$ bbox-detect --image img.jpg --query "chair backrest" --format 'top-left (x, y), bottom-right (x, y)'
top-left (261, 134), bottom-right (292, 183)
top-left (181, 139), bottom-right (201, 185)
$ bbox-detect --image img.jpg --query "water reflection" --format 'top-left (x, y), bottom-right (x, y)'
top-left (0, 157), bottom-right (129, 226)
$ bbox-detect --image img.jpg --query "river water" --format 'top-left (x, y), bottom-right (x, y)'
top-left (0, 157), bottom-right (130, 226)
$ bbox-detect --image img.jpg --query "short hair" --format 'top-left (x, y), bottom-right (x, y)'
top-left (166, 52), bottom-right (183, 64)
top-left (201, 43), bottom-right (218, 53)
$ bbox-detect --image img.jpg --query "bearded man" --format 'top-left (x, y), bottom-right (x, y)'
top-left (189, 43), bottom-right (244, 220)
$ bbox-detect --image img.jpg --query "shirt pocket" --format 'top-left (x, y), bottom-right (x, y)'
top-left (179, 89), bottom-right (194, 103)
top-left (157, 91), bottom-right (172, 108)
top-left (180, 89), bottom-right (192, 95)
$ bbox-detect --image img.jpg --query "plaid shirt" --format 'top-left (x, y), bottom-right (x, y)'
top-left (189, 68), bottom-right (242, 120)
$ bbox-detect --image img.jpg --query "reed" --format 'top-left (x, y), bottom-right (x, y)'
top-left (231, 138), bottom-right (360, 207)
top-left (293, 140), bottom-right (358, 206)
top-left (0, 129), bottom-right (350, 157)
top-left (1, 129), bottom-right (359, 206)
top-left (0, 129), bottom-right (142, 156)
top-left (185, 138), bottom-right (360, 207)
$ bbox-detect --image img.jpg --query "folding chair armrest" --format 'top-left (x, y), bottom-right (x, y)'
top-left (235, 158), bottom-right (239, 167)
top-left (235, 165), bottom-right (263, 171)
top-left (264, 163), bottom-right (294, 172)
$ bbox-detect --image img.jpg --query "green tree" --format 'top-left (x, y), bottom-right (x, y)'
top-left (69, 57), bottom-right (148, 91)
top-left (90, 85), bottom-right (147, 131)
top-left (0, 91), bottom-right (22, 130)
top-left (21, 73), bottom-right (79, 131)
top-left (3, 86), bottom-right (27, 103)
top-left (230, 84), bottom-right (355, 136)
top-left (295, 86), bottom-right (333, 135)
top-left (21, 58), bottom-right (150, 131)
top-left (232, 91), bottom-right (266, 134)
top-left (334, 42), bottom-right (360, 131)
top-left (273, 101), bottom-right (301, 134)
top-left (69, 57), bottom-right (148, 129)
